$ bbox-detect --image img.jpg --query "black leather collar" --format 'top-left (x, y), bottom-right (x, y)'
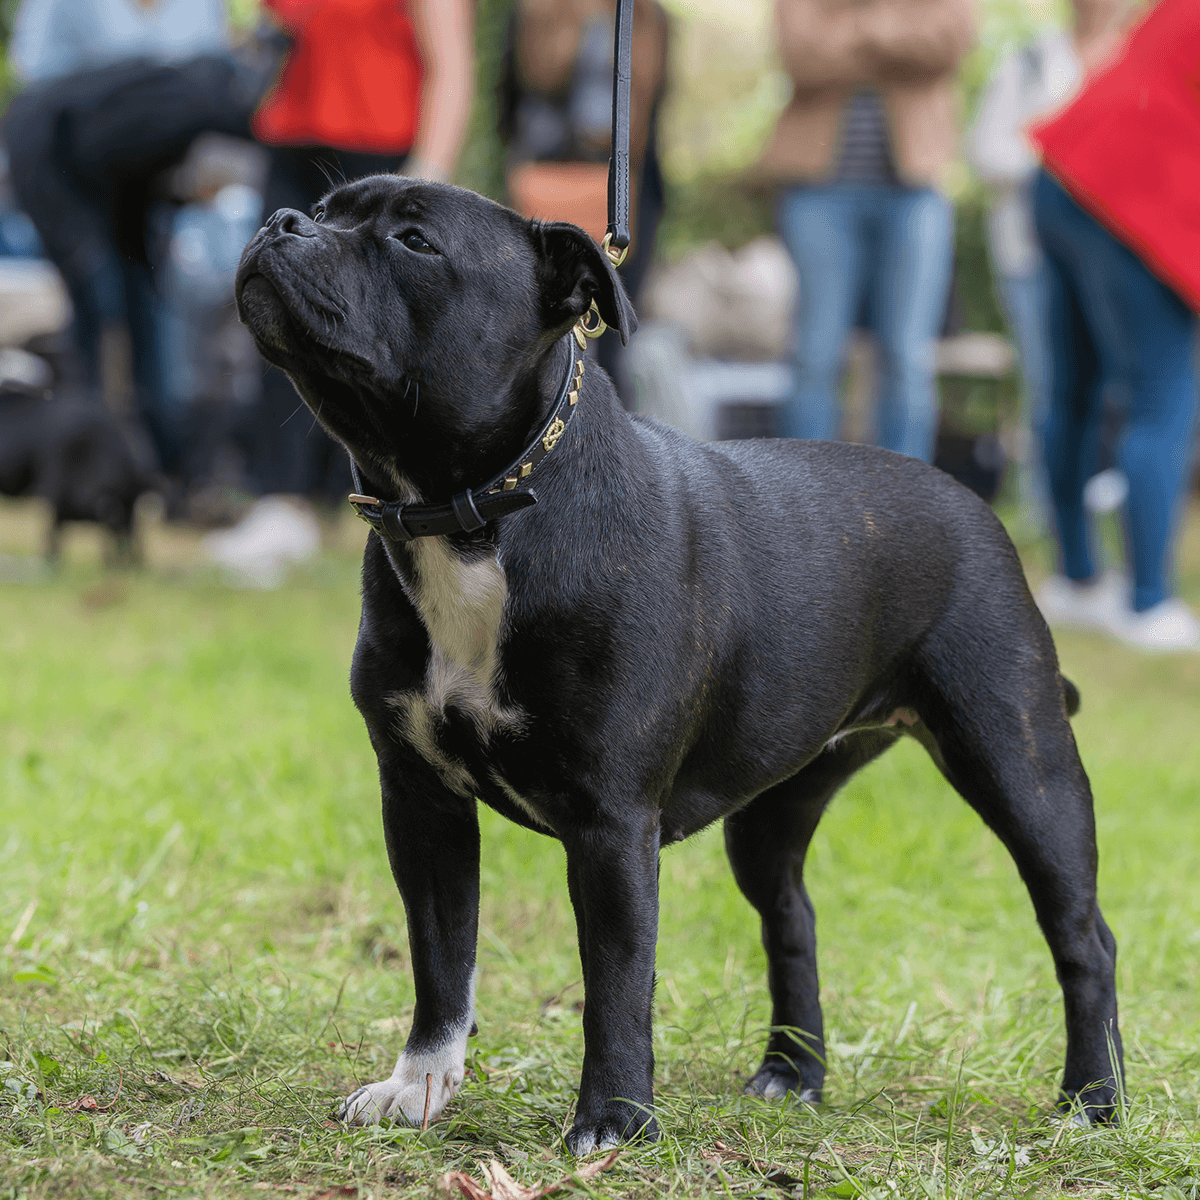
top-left (348, 333), bottom-right (585, 542)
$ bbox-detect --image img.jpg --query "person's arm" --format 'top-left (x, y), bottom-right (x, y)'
top-left (407, 0), bottom-right (475, 182)
top-left (858, 0), bottom-right (976, 83)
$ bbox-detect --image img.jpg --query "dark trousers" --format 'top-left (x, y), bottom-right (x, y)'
top-left (250, 144), bottom-right (406, 498)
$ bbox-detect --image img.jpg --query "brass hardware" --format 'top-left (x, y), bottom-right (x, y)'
top-left (348, 494), bottom-right (382, 506)
top-left (503, 477), bottom-right (518, 490)
top-left (574, 324), bottom-right (587, 350)
top-left (520, 462), bottom-right (532, 477)
top-left (578, 301), bottom-right (607, 339)
top-left (543, 417), bottom-right (566, 452)
top-left (568, 389), bottom-right (578, 406)
top-left (601, 232), bottom-right (629, 269)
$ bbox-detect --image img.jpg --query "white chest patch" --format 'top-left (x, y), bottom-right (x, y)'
top-left (387, 536), bottom-right (526, 795)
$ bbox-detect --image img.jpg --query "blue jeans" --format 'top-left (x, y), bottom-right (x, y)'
top-left (776, 183), bottom-right (954, 462)
top-left (1033, 170), bottom-right (1198, 612)
top-left (996, 266), bottom-right (1052, 528)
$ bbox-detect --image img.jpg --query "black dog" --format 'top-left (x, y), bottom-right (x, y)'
top-left (235, 176), bottom-right (1122, 1153)
top-left (0, 386), bottom-right (153, 563)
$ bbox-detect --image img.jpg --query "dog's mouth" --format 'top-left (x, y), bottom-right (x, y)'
top-left (237, 273), bottom-right (294, 354)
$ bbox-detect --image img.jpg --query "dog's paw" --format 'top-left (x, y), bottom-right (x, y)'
top-left (1057, 1083), bottom-right (1119, 1126)
top-left (744, 1065), bottom-right (820, 1104)
top-left (565, 1104), bottom-right (658, 1155)
top-left (339, 1036), bottom-right (469, 1126)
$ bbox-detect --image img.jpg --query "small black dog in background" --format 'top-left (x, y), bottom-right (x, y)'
top-left (0, 353), bottom-right (155, 564)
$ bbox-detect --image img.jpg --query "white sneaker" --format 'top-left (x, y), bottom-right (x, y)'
top-left (1082, 468), bottom-right (1129, 514)
top-left (1110, 598), bottom-right (1200, 654)
top-left (202, 495), bottom-right (321, 589)
top-left (1035, 570), bottom-right (1127, 631)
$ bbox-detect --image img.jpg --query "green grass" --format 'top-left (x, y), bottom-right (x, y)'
top-left (3, 497), bottom-right (1200, 1199)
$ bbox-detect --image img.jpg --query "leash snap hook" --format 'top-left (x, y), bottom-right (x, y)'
top-left (601, 232), bottom-right (628, 269)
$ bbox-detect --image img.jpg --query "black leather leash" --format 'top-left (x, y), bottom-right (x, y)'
top-left (347, 0), bottom-right (633, 541)
top-left (605, 0), bottom-right (634, 263)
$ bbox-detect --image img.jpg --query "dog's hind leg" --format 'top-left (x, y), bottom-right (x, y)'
top-left (913, 653), bottom-right (1122, 1123)
top-left (724, 730), bottom-right (898, 1103)
top-left (340, 758), bottom-right (481, 1127)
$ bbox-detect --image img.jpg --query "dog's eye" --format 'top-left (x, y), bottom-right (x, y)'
top-left (399, 230), bottom-right (438, 255)
top-left (313, 206), bottom-right (325, 224)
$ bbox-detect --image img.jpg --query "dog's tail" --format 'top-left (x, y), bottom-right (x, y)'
top-left (1061, 675), bottom-right (1081, 717)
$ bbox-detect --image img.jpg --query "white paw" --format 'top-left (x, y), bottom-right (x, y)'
top-left (568, 1128), bottom-right (621, 1156)
top-left (339, 1064), bottom-right (462, 1125)
top-left (340, 1024), bottom-right (470, 1126)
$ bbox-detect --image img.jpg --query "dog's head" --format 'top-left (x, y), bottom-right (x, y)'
top-left (235, 175), bottom-right (636, 494)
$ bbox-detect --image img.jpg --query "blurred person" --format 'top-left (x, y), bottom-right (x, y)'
top-left (497, 0), bottom-right (669, 409)
top-left (1029, 0), bottom-right (1200, 652)
top-left (968, 0), bottom-right (1130, 537)
top-left (205, 0), bottom-right (474, 587)
top-left (5, 0), bottom-right (233, 474)
top-left (759, 0), bottom-right (975, 462)
top-left (11, 0), bottom-right (226, 83)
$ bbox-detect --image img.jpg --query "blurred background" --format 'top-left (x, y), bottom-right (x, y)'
top-left (0, 0), bottom-right (1099, 540)
top-left (0, 0), bottom-right (1193, 588)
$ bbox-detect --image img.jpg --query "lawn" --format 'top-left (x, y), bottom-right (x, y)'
top-left (2, 495), bottom-right (1200, 1199)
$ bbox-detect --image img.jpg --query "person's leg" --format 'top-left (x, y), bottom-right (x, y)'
top-left (1033, 171), bottom-right (1108, 585)
top-left (868, 186), bottom-right (953, 462)
top-left (996, 266), bottom-right (1052, 530)
top-left (1100, 244), bottom-right (1197, 612)
top-left (776, 185), bottom-right (865, 442)
top-left (122, 256), bottom-right (180, 472)
top-left (1037, 172), bottom-right (1198, 615)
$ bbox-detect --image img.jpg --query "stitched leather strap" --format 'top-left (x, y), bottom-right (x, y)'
top-left (451, 489), bottom-right (486, 532)
top-left (372, 489), bottom-right (538, 541)
top-left (606, 0), bottom-right (634, 255)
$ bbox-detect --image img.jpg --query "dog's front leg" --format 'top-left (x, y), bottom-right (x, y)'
top-left (563, 812), bottom-right (661, 1153)
top-left (340, 767), bottom-right (479, 1126)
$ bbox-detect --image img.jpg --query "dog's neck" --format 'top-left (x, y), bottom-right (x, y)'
top-left (352, 334), bottom-right (578, 507)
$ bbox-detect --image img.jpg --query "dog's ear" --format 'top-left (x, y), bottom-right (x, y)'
top-left (533, 222), bottom-right (639, 345)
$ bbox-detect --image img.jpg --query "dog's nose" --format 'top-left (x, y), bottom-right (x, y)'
top-left (266, 208), bottom-right (318, 238)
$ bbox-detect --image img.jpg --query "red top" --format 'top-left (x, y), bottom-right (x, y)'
top-left (253, 0), bottom-right (423, 155)
top-left (1030, 0), bottom-right (1200, 311)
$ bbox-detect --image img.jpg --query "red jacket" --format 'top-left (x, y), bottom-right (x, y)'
top-left (1030, 0), bottom-right (1200, 310)
top-left (253, 0), bottom-right (422, 155)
